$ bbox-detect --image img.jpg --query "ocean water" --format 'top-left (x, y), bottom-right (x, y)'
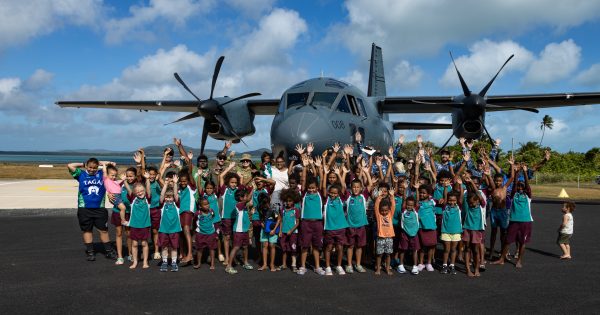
top-left (0, 154), bottom-right (165, 165)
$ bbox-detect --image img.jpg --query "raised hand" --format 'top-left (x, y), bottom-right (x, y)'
top-left (483, 166), bottom-right (491, 176)
top-left (425, 147), bottom-right (433, 157)
top-left (224, 141), bottom-right (232, 150)
top-left (173, 174), bottom-right (179, 184)
top-left (133, 152), bottom-right (142, 164)
top-left (494, 138), bottom-right (502, 147)
top-left (174, 138), bottom-right (182, 146)
top-left (417, 134), bottom-right (423, 147)
top-left (163, 147), bottom-right (173, 157)
top-left (314, 156), bottom-right (322, 167)
top-left (459, 137), bottom-right (466, 147)
top-left (343, 144), bottom-right (353, 156)
top-left (301, 155), bottom-right (310, 167)
top-left (143, 171), bottom-right (150, 179)
top-left (229, 151), bottom-right (236, 158)
top-left (544, 149), bottom-right (551, 161)
top-left (307, 143), bottom-right (314, 155)
top-left (354, 131), bottom-right (362, 143)
top-left (375, 159), bottom-right (382, 167)
top-left (388, 146), bottom-right (393, 157)
top-left (463, 151), bottom-right (471, 162)
top-left (466, 140), bottom-right (474, 150)
top-left (342, 165), bottom-right (349, 174)
top-left (398, 134), bottom-right (405, 145)
top-left (522, 163), bottom-right (528, 172)
top-left (119, 173), bottom-right (126, 181)
top-left (508, 155), bottom-right (514, 165)
top-left (332, 142), bottom-right (340, 153)
top-left (333, 165), bottom-right (341, 175)
top-left (454, 176), bottom-right (462, 185)
top-left (295, 144), bottom-right (305, 155)
top-left (392, 175), bottom-right (398, 184)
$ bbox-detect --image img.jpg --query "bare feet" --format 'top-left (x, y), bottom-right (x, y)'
top-left (474, 271), bottom-right (481, 277)
top-left (490, 259), bottom-right (504, 265)
top-left (129, 262), bottom-right (138, 269)
top-left (515, 261), bottom-right (523, 268)
top-left (258, 265), bottom-right (267, 271)
top-left (560, 255), bottom-right (572, 260)
top-left (210, 265), bottom-right (215, 270)
top-left (467, 270), bottom-right (474, 277)
top-left (193, 264), bottom-right (201, 269)
top-left (386, 268), bottom-right (393, 276)
top-left (375, 269), bottom-right (381, 275)
top-left (142, 263), bottom-right (149, 269)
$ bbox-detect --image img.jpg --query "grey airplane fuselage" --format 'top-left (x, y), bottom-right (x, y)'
top-left (269, 77), bottom-right (393, 157)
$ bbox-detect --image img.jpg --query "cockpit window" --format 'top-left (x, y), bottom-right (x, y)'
top-left (357, 98), bottom-right (367, 117)
top-left (287, 92), bottom-right (309, 108)
top-left (310, 92), bottom-right (338, 107)
top-left (336, 96), bottom-right (351, 114)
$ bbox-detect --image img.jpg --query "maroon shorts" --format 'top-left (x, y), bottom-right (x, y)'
top-left (346, 226), bottom-right (367, 247)
top-left (324, 228), bottom-right (347, 246)
top-left (300, 220), bottom-right (323, 250)
top-left (158, 232), bottom-right (179, 249)
top-left (400, 231), bottom-right (421, 251)
top-left (252, 220), bottom-right (262, 228)
top-left (195, 232), bottom-right (218, 250)
top-left (221, 219), bottom-right (233, 236)
top-left (506, 221), bottom-right (532, 245)
top-left (150, 208), bottom-right (161, 230)
top-left (179, 211), bottom-right (193, 228)
top-left (279, 233), bottom-right (298, 253)
top-left (233, 232), bottom-right (250, 247)
top-left (130, 227), bottom-right (150, 241)
top-left (462, 229), bottom-right (484, 244)
top-left (110, 212), bottom-right (130, 227)
top-left (419, 230), bottom-right (437, 247)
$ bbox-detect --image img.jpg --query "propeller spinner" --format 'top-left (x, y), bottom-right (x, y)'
top-left (167, 56), bottom-right (261, 154)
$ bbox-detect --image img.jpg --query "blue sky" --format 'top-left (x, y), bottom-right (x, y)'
top-left (1, 0), bottom-right (600, 153)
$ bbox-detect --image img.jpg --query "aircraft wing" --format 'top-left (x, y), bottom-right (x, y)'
top-left (392, 122), bottom-right (452, 130)
top-left (55, 98), bottom-right (280, 115)
top-left (380, 92), bottom-right (600, 113)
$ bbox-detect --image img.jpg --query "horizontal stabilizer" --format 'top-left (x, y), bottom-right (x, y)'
top-left (392, 122), bottom-right (452, 130)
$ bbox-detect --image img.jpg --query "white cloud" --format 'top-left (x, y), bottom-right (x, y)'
top-left (391, 60), bottom-right (424, 89)
top-left (574, 63), bottom-right (600, 87)
top-left (440, 39), bottom-right (534, 90)
top-left (329, 0), bottom-right (600, 59)
top-left (104, 0), bottom-right (215, 44)
top-left (24, 69), bottom-right (54, 90)
top-left (0, 0), bottom-right (104, 49)
top-left (340, 70), bottom-right (367, 92)
top-left (523, 39), bottom-right (581, 86)
top-left (225, 0), bottom-right (276, 18)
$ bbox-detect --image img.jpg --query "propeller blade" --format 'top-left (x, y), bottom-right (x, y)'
top-left (436, 133), bottom-right (455, 154)
top-left (449, 51), bottom-right (471, 97)
top-left (479, 54), bottom-right (514, 97)
top-left (486, 103), bottom-right (539, 113)
top-left (164, 112), bottom-right (201, 125)
top-left (210, 56), bottom-right (225, 100)
top-left (411, 100), bottom-right (462, 108)
top-left (174, 73), bottom-right (203, 103)
top-left (220, 92), bottom-right (262, 106)
top-left (480, 119), bottom-right (496, 147)
top-left (200, 122), bottom-right (209, 155)
top-left (214, 114), bottom-right (248, 147)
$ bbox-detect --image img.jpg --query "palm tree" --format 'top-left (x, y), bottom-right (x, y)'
top-left (539, 115), bottom-right (554, 145)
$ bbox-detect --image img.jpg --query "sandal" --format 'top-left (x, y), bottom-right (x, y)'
top-left (115, 258), bottom-right (124, 265)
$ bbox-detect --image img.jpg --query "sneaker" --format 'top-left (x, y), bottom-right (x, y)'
top-left (218, 254), bottom-right (225, 262)
top-left (449, 265), bottom-right (457, 275)
top-left (336, 266), bottom-right (346, 275)
top-left (479, 264), bottom-right (486, 272)
top-left (355, 264), bottom-right (367, 273)
top-left (345, 265), bottom-right (354, 274)
top-left (242, 264), bottom-right (254, 270)
top-left (153, 252), bottom-right (161, 260)
top-left (160, 262), bottom-right (168, 272)
top-left (417, 264), bottom-right (425, 272)
top-left (115, 257), bottom-right (125, 265)
top-left (86, 251), bottom-right (96, 261)
top-left (225, 266), bottom-right (238, 274)
top-left (105, 249), bottom-right (117, 260)
top-left (126, 255), bottom-right (133, 262)
top-left (440, 265), bottom-right (449, 274)
top-left (324, 267), bottom-right (333, 276)
top-left (411, 265), bottom-right (419, 275)
top-left (396, 265), bottom-right (406, 274)
top-left (292, 266), bottom-right (298, 273)
top-left (297, 267), bottom-right (307, 275)
top-left (426, 264), bottom-right (435, 272)
top-left (314, 267), bottom-right (326, 276)
top-left (171, 263), bottom-right (179, 272)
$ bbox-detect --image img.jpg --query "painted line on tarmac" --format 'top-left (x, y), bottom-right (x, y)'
top-left (0, 180), bottom-right (34, 186)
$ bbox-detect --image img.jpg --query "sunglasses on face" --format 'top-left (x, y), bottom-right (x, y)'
top-left (242, 160), bottom-right (251, 163)
top-left (217, 157), bottom-right (225, 161)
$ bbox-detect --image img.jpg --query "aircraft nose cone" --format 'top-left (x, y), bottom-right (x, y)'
top-left (271, 111), bottom-right (336, 154)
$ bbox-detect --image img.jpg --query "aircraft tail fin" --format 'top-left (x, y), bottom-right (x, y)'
top-left (368, 43), bottom-right (386, 97)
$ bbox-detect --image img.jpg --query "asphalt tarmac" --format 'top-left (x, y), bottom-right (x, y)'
top-left (1, 200), bottom-right (599, 314)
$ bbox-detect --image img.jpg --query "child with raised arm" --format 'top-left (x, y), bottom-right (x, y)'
top-left (219, 161), bottom-right (242, 266)
top-left (416, 183), bottom-right (437, 272)
top-left (323, 183), bottom-right (349, 276)
top-left (123, 172), bottom-right (152, 269)
top-left (298, 156), bottom-right (326, 276)
top-left (251, 176), bottom-right (275, 263)
top-left (557, 201), bottom-right (575, 259)
top-left (225, 189), bottom-right (254, 274)
top-left (113, 166), bottom-right (137, 264)
top-left (202, 181), bottom-right (223, 262)
top-left (461, 176), bottom-right (486, 277)
top-left (279, 189), bottom-right (301, 272)
top-left (67, 158), bottom-right (117, 261)
top-left (194, 198), bottom-right (217, 270)
top-left (147, 166), bottom-right (163, 260)
top-left (173, 138), bottom-right (198, 266)
top-left (157, 176), bottom-right (181, 272)
top-left (374, 191), bottom-right (396, 275)
top-left (492, 164), bottom-right (533, 268)
top-left (345, 178), bottom-right (371, 274)
top-left (485, 159), bottom-right (515, 260)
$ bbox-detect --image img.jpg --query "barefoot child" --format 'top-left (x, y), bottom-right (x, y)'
top-left (461, 177), bottom-right (486, 277)
top-left (147, 166), bottom-right (163, 260)
top-left (174, 138), bottom-right (198, 266)
top-left (157, 177), bottom-right (181, 272)
top-left (219, 162), bottom-right (242, 267)
top-left (374, 192), bottom-right (396, 275)
top-left (557, 201), bottom-right (575, 259)
top-left (123, 172), bottom-right (152, 269)
top-left (202, 182), bottom-right (223, 263)
top-left (194, 198), bottom-right (217, 270)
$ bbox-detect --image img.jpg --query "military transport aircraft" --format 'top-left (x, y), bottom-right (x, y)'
top-left (57, 44), bottom-right (600, 157)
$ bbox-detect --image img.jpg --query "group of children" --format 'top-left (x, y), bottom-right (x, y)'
top-left (70, 134), bottom-right (575, 277)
